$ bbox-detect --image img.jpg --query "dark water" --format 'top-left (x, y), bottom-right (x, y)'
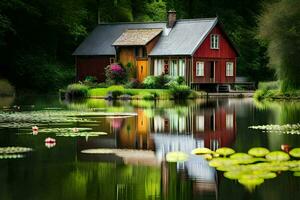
top-left (0, 96), bottom-right (299, 200)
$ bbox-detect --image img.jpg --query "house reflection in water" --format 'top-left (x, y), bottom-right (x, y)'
top-left (78, 98), bottom-right (237, 199)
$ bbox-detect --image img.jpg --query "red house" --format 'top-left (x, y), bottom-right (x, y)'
top-left (73, 11), bottom-right (239, 91)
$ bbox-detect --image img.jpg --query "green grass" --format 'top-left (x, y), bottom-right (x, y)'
top-left (254, 81), bottom-right (300, 101)
top-left (88, 85), bottom-right (171, 99)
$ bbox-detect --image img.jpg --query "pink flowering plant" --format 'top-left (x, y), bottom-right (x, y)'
top-left (105, 63), bottom-right (127, 84)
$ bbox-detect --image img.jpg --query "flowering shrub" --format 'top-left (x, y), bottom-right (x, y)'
top-left (105, 63), bottom-right (127, 84)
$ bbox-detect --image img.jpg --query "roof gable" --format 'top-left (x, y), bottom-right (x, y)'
top-left (112, 28), bottom-right (162, 46)
top-left (149, 18), bottom-right (217, 56)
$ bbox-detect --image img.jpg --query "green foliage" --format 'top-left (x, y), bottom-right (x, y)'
top-left (258, 81), bottom-right (280, 91)
top-left (66, 83), bottom-right (89, 99)
top-left (169, 84), bottom-right (192, 99)
top-left (142, 75), bottom-right (171, 89)
top-left (110, 90), bottom-right (123, 99)
top-left (12, 54), bottom-right (74, 92)
top-left (0, 79), bottom-right (15, 96)
top-left (259, 0), bottom-right (300, 91)
top-left (125, 79), bottom-right (142, 89)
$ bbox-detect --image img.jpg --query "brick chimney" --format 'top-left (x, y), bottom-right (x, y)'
top-left (167, 10), bottom-right (176, 28)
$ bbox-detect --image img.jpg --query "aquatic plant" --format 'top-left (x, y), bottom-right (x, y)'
top-left (191, 148), bottom-right (213, 155)
top-left (265, 151), bottom-right (290, 161)
top-left (0, 147), bottom-right (33, 159)
top-left (248, 147), bottom-right (270, 157)
top-left (166, 152), bottom-right (188, 163)
top-left (249, 123), bottom-right (300, 135)
top-left (289, 148), bottom-right (300, 158)
top-left (194, 147), bottom-right (300, 191)
top-left (215, 147), bottom-right (235, 157)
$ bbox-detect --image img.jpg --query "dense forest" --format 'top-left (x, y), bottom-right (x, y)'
top-left (0, 0), bottom-right (293, 92)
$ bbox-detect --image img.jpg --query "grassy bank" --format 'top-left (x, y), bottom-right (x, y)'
top-left (63, 84), bottom-right (204, 100)
top-left (88, 85), bottom-right (203, 100)
top-left (254, 81), bottom-right (300, 101)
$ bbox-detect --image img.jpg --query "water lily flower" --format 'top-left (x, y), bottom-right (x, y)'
top-left (45, 142), bottom-right (56, 149)
top-left (32, 126), bottom-right (38, 132)
top-left (45, 137), bottom-right (56, 144)
top-left (281, 144), bottom-right (291, 153)
top-left (72, 128), bottom-right (79, 132)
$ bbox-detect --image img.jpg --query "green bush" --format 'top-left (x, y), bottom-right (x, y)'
top-left (0, 79), bottom-right (15, 96)
top-left (169, 84), bottom-right (192, 99)
top-left (125, 79), bottom-right (141, 89)
top-left (65, 83), bottom-right (89, 99)
top-left (258, 81), bottom-right (279, 91)
top-left (111, 90), bottom-right (123, 99)
top-left (96, 82), bottom-right (109, 88)
top-left (143, 75), bottom-right (171, 89)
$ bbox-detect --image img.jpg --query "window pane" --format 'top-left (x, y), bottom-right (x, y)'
top-left (196, 62), bottom-right (204, 76)
top-left (179, 59), bottom-right (185, 76)
top-left (226, 62), bottom-right (233, 76)
top-left (171, 60), bottom-right (178, 76)
top-left (196, 115), bottom-right (204, 131)
top-left (226, 114), bottom-right (234, 129)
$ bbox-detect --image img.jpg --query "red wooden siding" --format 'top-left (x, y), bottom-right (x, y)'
top-left (76, 56), bottom-right (112, 81)
top-left (193, 25), bottom-right (237, 84)
top-left (193, 108), bottom-right (236, 148)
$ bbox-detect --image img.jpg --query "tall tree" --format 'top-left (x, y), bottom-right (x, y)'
top-left (259, 0), bottom-right (300, 91)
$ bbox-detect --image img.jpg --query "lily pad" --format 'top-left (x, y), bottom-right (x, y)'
top-left (209, 158), bottom-right (239, 167)
top-left (0, 147), bottom-right (33, 154)
top-left (215, 147), bottom-right (235, 157)
top-left (0, 154), bottom-right (24, 159)
top-left (248, 147), bottom-right (270, 157)
top-left (289, 167), bottom-right (300, 171)
top-left (202, 154), bottom-right (213, 160)
top-left (224, 171), bottom-right (245, 180)
top-left (191, 148), bottom-right (213, 155)
top-left (266, 151), bottom-right (290, 162)
top-left (166, 152), bottom-right (189, 163)
top-left (56, 132), bottom-right (108, 137)
top-left (294, 172), bottom-right (300, 177)
top-left (289, 148), bottom-right (300, 158)
top-left (238, 175), bottom-right (264, 186)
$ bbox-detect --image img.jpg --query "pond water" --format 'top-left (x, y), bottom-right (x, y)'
top-left (0, 96), bottom-right (299, 200)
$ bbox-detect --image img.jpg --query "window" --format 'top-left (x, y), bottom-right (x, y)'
top-left (178, 59), bottom-right (185, 77)
top-left (154, 59), bottom-right (164, 76)
top-left (210, 34), bottom-right (219, 49)
top-left (170, 60), bottom-right (178, 76)
top-left (154, 116), bottom-right (164, 132)
top-left (196, 62), bottom-right (204, 76)
top-left (226, 114), bottom-right (234, 129)
top-left (226, 62), bottom-right (234, 76)
top-left (196, 115), bottom-right (204, 131)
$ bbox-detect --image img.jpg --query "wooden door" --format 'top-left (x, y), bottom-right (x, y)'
top-left (137, 60), bottom-right (148, 82)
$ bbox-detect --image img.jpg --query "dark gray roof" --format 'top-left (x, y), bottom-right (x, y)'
top-left (73, 22), bottom-right (166, 56)
top-left (150, 18), bottom-right (217, 56)
top-left (73, 18), bottom-right (218, 56)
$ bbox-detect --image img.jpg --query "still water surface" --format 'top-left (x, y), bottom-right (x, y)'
top-left (0, 96), bottom-right (299, 200)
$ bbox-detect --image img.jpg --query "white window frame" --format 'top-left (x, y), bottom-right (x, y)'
top-left (196, 115), bottom-right (204, 131)
top-left (210, 34), bottom-right (219, 49)
top-left (154, 59), bottom-right (164, 76)
top-left (226, 62), bottom-right (234, 77)
top-left (196, 61), bottom-right (204, 76)
top-left (170, 59), bottom-right (178, 76)
top-left (226, 114), bottom-right (234, 129)
top-left (178, 59), bottom-right (185, 77)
